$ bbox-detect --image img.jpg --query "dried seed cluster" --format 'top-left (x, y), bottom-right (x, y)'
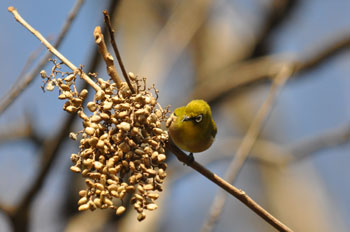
top-left (41, 60), bottom-right (169, 221)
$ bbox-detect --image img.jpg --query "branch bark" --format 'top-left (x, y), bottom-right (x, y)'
top-left (0, 0), bottom-right (85, 115)
top-left (8, 5), bottom-right (103, 93)
top-left (94, 26), bottom-right (123, 88)
top-left (166, 139), bottom-right (294, 232)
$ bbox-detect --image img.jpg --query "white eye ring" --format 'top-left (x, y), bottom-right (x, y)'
top-left (195, 114), bottom-right (203, 123)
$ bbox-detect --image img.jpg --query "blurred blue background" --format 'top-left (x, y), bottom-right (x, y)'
top-left (0, 0), bottom-right (349, 231)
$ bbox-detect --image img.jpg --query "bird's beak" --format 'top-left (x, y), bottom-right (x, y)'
top-left (182, 116), bottom-right (191, 122)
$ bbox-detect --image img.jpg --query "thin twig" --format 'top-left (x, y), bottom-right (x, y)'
top-left (103, 10), bottom-right (135, 94)
top-left (166, 139), bottom-right (293, 232)
top-left (94, 26), bottom-right (123, 88)
top-left (8, 6), bottom-right (102, 93)
top-left (0, 0), bottom-right (84, 115)
top-left (201, 63), bottom-right (294, 232)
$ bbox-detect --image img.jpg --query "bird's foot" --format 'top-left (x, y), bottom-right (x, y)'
top-left (188, 152), bottom-right (194, 163)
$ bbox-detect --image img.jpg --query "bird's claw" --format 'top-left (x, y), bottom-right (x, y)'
top-left (182, 153), bottom-right (195, 166)
top-left (188, 152), bottom-right (194, 163)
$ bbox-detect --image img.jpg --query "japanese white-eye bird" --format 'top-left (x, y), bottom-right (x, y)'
top-left (167, 99), bottom-right (217, 158)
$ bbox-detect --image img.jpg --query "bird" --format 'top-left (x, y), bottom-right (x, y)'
top-left (167, 99), bottom-right (217, 161)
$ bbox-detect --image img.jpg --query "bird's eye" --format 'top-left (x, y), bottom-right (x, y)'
top-left (195, 114), bottom-right (203, 123)
top-left (173, 112), bottom-right (177, 116)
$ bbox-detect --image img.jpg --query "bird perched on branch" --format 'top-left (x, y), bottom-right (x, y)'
top-left (167, 99), bottom-right (217, 160)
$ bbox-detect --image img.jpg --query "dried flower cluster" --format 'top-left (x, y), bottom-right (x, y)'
top-left (41, 60), bottom-right (169, 221)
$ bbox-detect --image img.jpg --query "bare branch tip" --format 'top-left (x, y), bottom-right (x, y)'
top-left (8, 6), bottom-right (15, 12)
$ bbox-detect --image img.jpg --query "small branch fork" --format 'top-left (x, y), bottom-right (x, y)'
top-left (166, 139), bottom-right (293, 232)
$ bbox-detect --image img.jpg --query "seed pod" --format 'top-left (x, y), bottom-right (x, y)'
top-left (70, 166), bottom-right (81, 173)
top-left (85, 127), bottom-right (95, 136)
top-left (158, 168), bottom-right (167, 179)
top-left (119, 122), bottom-right (130, 132)
top-left (137, 213), bottom-right (146, 221)
top-left (104, 198), bottom-right (113, 207)
top-left (89, 172), bottom-right (101, 179)
top-left (78, 203), bottom-right (90, 211)
top-left (59, 83), bottom-right (71, 91)
top-left (40, 70), bottom-right (47, 78)
top-left (134, 149), bottom-right (144, 155)
top-left (126, 185), bottom-right (135, 193)
top-left (78, 197), bottom-right (88, 205)
top-left (69, 132), bottom-right (77, 140)
top-left (94, 198), bottom-right (102, 208)
top-left (152, 128), bottom-right (163, 135)
top-left (72, 98), bottom-right (83, 106)
top-left (46, 81), bottom-right (55, 91)
top-left (95, 90), bottom-right (105, 101)
top-left (87, 102), bottom-right (97, 112)
top-left (78, 110), bottom-right (89, 121)
top-left (146, 168), bottom-right (157, 176)
top-left (143, 184), bottom-right (154, 191)
top-left (147, 193), bottom-right (159, 200)
top-left (94, 161), bottom-right (103, 170)
top-left (157, 154), bottom-right (166, 162)
top-left (79, 89), bottom-right (88, 98)
top-left (100, 112), bottom-right (110, 120)
top-left (116, 206), bottom-right (126, 216)
top-left (96, 139), bottom-right (105, 149)
top-left (70, 153), bottom-right (79, 162)
top-left (146, 203), bottom-right (158, 211)
top-left (117, 111), bottom-right (128, 118)
top-left (119, 142), bottom-right (130, 153)
top-left (65, 105), bottom-right (78, 113)
top-left (95, 183), bottom-right (104, 191)
top-left (90, 115), bottom-right (101, 123)
top-left (78, 190), bottom-right (87, 197)
top-left (103, 100), bottom-right (113, 110)
top-left (83, 159), bottom-right (93, 169)
top-left (88, 137), bottom-right (98, 146)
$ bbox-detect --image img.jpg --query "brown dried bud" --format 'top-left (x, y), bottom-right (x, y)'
top-left (79, 89), bottom-right (89, 99)
top-left (87, 101), bottom-right (97, 112)
top-left (70, 166), bottom-right (81, 173)
top-left (116, 206), bottom-right (126, 216)
top-left (146, 203), bottom-right (158, 211)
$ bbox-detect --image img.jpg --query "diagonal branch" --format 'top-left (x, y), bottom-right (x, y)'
top-left (8, 5), bottom-right (102, 93)
top-left (0, 0), bottom-right (85, 115)
top-left (166, 139), bottom-right (293, 232)
top-left (201, 63), bottom-right (294, 232)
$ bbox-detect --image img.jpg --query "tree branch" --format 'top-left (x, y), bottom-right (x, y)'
top-left (8, 5), bottom-right (103, 93)
top-left (93, 26), bottom-right (123, 88)
top-left (0, 0), bottom-right (85, 115)
top-left (201, 63), bottom-right (293, 232)
top-left (166, 139), bottom-right (293, 232)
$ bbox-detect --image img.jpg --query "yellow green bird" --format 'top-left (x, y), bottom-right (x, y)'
top-left (167, 99), bottom-right (217, 158)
